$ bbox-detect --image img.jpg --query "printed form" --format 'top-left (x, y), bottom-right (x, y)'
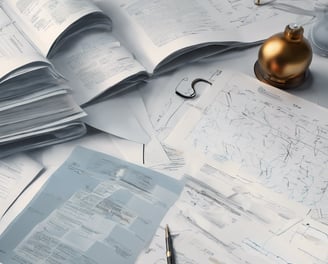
top-left (0, 146), bottom-right (184, 264)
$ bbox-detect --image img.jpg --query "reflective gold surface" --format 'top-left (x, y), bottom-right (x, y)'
top-left (254, 24), bottom-right (312, 89)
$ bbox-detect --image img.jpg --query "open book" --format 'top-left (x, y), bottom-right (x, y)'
top-left (0, 0), bottom-right (316, 147)
top-left (1, 0), bottom-right (315, 105)
top-left (50, 0), bottom-right (315, 106)
top-left (0, 7), bottom-right (87, 158)
top-left (0, 0), bottom-right (111, 58)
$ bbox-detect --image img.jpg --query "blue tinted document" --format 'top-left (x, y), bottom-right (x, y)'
top-left (0, 146), bottom-right (183, 264)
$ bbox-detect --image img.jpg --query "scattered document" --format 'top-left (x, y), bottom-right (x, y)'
top-left (125, 90), bottom-right (170, 166)
top-left (0, 154), bottom-right (43, 218)
top-left (82, 91), bottom-right (150, 144)
top-left (0, 146), bottom-right (184, 264)
top-left (167, 69), bottom-right (328, 224)
top-left (137, 159), bottom-right (328, 263)
top-left (140, 61), bottom-right (224, 141)
top-left (83, 88), bottom-right (173, 167)
top-left (0, 131), bottom-right (128, 237)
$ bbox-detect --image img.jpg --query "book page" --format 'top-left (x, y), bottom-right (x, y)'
top-left (0, 153), bottom-right (43, 218)
top-left (0, 8), bottom-right (48, 79)
top-left (51, 29), bottom-right (147, 105)
top-left (2, 0), bottom-right (105, 57)
top-left (95, 0), bottom-right (313, 73)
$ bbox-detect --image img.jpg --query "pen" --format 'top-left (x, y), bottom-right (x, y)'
top-left (165, 224), bottom-right (175, 264)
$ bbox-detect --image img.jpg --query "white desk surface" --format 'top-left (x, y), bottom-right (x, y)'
top-left (1, 43), bottom-right (328, 236)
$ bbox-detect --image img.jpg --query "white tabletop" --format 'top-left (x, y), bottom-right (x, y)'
top-left (1, 41), bottom-right (328, 237)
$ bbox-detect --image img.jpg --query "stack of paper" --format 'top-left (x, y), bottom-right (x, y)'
top-left (0, 9), bottom-right (86, 158)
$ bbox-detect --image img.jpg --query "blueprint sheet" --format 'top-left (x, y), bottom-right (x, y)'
top-left (166, 69), bottom-right (328, 225)
top-left (137, 160), bottom-right (328, 263)
top-left (0, 146), bottom-right (183, 264)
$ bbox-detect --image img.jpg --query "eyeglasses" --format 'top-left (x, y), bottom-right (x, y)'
top-left (254, 0), bottom-right (325, 16)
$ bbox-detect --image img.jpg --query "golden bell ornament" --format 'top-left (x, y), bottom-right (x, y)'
top-left (254, 23), bottom-right (313, 89)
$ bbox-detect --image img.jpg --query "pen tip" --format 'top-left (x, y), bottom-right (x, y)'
top-left (165, 224), bottom-right (169, 237)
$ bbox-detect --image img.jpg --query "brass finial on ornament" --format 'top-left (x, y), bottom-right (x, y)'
top-left (254, 23), bottom-right (313, 89)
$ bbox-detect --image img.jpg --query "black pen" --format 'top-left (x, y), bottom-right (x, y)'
top-left (165, 224), bottom-right (175, 264)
